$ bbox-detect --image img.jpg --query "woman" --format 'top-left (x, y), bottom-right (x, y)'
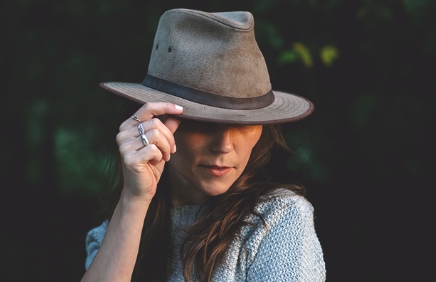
top-left (82, 8), bottom-right (325, 282)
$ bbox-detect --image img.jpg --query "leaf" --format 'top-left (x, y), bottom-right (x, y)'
top-left (293, 42), bottom-right (313, 68)
top-left (278, 49), bottom-right (300, 64)
top-left (278, 42), bottom-right (313, 68)
top-left (320, 45), bottom-right (339, 67)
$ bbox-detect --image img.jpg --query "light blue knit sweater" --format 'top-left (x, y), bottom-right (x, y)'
top-left (85, 189), bottom-right (326, 281)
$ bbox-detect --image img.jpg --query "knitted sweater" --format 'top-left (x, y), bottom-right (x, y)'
top-left (85, 189), bottom-right (326, 281)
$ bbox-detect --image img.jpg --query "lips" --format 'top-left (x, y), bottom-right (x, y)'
top-left (201, 165), bottom-right (232, 177)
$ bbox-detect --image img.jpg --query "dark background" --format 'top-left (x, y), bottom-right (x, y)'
top-left (1, 0), bottom-right (433, 281)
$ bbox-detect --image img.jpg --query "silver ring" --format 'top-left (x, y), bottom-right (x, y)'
top-left (132, 114), bottom-right (141, 123)
top-left (140, 133), bottom-right (149, 146)
top-left (137, 123), bottom-right (145, 134)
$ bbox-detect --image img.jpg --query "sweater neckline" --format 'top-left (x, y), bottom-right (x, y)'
top-left (171, 204), bottom-right (205, 228)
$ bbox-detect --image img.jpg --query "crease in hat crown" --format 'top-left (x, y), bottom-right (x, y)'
top-left (172, 9), bottom-right (254, 30)
top-left (146, 8), bottom-right (271, 101)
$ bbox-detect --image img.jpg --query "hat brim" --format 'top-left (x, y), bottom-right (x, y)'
top-left (100, 82), bottom-right (314, 124)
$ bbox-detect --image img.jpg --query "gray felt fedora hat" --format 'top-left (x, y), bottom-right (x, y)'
top-left (100, 8), bottom-right (314, 124)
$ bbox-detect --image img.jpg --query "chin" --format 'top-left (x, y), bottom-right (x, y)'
top-left (197, 181), bottom-right (234, 197)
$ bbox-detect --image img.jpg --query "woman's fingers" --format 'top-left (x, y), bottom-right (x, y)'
top-left (141, 118), bottom-right (176, 149)
top-left (119, 130), bottom-right (172, 162)
top-left (116, 102), bottom-right (183, 174)
top-left (142, 117), bottom-right (181, 153)
top-left (144, 129), bottom-right (172, 161)
top-left (117, 118), bottom-right (178, 156)
top-left (119, 102), bottom-right (183, 131)
top-left (136, 102), bottom-right (183, 122)
top-left (123, 144), bottom-right (164, 171)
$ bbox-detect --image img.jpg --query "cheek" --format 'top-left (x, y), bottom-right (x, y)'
top-left (174, 131), bottom-right (204, 155)
top-left (246, 126), bottom-right (263, 148)
top-left (170, 131), bottom-right (204, 170)
top-left (238, 126), bottom-right (262, 160)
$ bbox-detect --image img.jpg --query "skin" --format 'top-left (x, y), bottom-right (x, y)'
top-left (168, 120), bottom-right (262, 205)
top-left (81, 102), bottom-right (262, 282)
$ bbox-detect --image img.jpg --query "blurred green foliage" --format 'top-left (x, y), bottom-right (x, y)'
top-left (320, 45), bottom-right (339, 67)
top-left (1, 0), bottom-right (434, 281)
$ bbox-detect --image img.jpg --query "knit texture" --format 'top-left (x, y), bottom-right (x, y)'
top-left (85, 189), bottom-right (326, 281)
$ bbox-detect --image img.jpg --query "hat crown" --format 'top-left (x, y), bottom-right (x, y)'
top-left (147, 9), bottom-right (271, 99)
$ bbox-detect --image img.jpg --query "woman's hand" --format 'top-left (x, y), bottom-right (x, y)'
top-left (116, 102), bottom-right (183, 202)
top-left (81, 102), bottom-right (183, 282)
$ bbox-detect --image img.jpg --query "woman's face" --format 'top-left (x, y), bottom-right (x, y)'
top-left (167, 120), bottom-right (262, 205)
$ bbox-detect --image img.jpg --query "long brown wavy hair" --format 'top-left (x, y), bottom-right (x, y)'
top-left (101, 101), bottom-right (306, 282)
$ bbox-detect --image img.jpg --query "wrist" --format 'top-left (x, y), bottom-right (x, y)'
top-left (120, 189), bottom-right (152, 215)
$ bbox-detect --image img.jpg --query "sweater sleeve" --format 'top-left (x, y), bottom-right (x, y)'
top-left (247, 196), bottom-right (326, 282)
top-left (84, 220), bottom-right (108, 270)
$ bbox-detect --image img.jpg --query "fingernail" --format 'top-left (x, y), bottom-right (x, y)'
top-left (175, 105), bottom-right (183, 111)
top-left (173, 144), bottom-right (177, 153)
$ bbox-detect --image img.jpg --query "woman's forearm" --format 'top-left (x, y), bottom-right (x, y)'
top-left (81, 189), bottom-right (150, 282)
top-left (81, 102), bottom-right (181, 281)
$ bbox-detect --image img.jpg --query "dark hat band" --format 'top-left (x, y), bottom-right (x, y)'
top-left (142, 75), bottom-right (274, 110)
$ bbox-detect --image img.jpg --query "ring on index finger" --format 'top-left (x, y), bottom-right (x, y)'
top-left (132, 113), bottom-right (141, 123)
top-left (140, 133), bottom-right (149, 147)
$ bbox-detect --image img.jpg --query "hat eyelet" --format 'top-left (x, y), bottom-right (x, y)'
top-left (168, 47), bottom-right (172, 52)
top-left (156, 44), bottom-right (159, 50)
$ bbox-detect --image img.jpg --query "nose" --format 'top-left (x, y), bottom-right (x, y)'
top-left (210, 126), bottom-right (234, 154)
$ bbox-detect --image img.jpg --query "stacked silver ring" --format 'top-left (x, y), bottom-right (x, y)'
top-left (131, 114), bottom-right (141, 123)
top-left (137, 123), bottom-right (149, 146)
top-left (132, 113), bottom-right (149, 147)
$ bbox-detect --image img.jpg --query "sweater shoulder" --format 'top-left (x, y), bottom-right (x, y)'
top-left (254, 188), bottom-right (313, 227)
top-left (215, 188), bottom-right (321, 281)
top-left (241, 189), bottom-right (325, 281)
top-left (236, 188), bottom-right (315, 263)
